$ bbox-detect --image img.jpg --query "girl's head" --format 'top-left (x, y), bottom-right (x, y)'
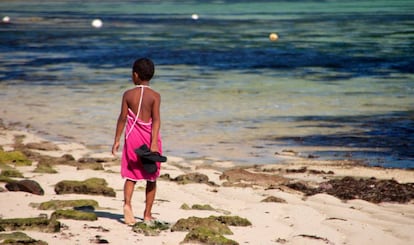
top-left (132, 58), bottom-right (154, 82)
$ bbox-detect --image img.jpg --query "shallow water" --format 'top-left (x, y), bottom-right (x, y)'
top-left (1, 0), bottom-right (413, 168)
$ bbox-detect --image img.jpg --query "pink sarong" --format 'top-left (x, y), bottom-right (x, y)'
top-left (121, 86), bottom-right (162, 182)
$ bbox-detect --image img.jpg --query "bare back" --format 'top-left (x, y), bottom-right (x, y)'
top-left (124, 86), bottom-right (160, 123)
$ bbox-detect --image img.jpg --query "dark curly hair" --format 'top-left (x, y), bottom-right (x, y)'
top-left (133, 58), bottom-right (154, 81)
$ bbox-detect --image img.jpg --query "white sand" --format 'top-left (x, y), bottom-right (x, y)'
top-left (1, 128), bottom-right (414, 245)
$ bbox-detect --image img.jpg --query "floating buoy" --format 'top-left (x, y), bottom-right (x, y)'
top-left (91, 19), bottom-right (103, 28)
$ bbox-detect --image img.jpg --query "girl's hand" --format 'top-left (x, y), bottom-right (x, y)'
top-left (112, 141), bottom-right (120, 155)
top-left (150, 142), bottom-right (159, 153)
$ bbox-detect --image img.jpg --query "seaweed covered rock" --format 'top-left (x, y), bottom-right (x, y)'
top-left (33, 162), bottom-right (58, 174)
top-left (5, 179), bottom-right (44, 195)
top-left (180, 203), bottom-right (231, 215)
top-left (53, 209), bottom-right (97, 221)
top-left (54, 178), bottom-right (116, 197)
top-left (287, 176), bottom-right (414, 203)
top-left (0, 150), bottom-right (32, 166)
top-left (131, 220), bottom-right (170, 236)
top-left (0, 168), bottom-right (24, 178)
top-left (183, 226), bottom-right (239, 245)
top-left (220, 168), bottom-right (287, 188)
top-left (32, 199), bottom-right (99, 210)
top-left (261, 196), bottom-right (287, 203)
top-left (0, 214), bottom-right (60, 233)
top-left (163, 172), bottom-right (218, 186)
top-left (171, 216), bottom-right (233, 235)
top-left (0, 231), bottom-right (47, 245)
top-left (213, 216), bottom-right (252, 227)
top-left (26, 141), bottom-right (60, 151)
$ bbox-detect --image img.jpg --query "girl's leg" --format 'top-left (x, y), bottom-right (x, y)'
top-left (123, 179), bottom-right (136, 225)
top-left (143, 181), bottom-right (157, 221)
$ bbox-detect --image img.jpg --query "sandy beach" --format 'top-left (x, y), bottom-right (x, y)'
top-left (1, 122), bottom-right (414, 245)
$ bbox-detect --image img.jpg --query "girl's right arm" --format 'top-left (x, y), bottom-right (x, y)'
top-left (112, 92), bottom-right (128, 155)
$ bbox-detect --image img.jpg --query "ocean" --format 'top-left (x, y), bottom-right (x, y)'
top-left (0, 0), bottom-right (413, 168)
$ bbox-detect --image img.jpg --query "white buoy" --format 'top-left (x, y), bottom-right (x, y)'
top-left (2, 16), bottom-right (10, 23)
top-left (191, 14), bottom-right (199, 20)
top-left (269, 32), bottom-right (279, 41)
top-left (91, 19), bottom-right (103, 28)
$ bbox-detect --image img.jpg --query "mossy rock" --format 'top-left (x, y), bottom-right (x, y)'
top-left (213, 215), bottom-right (252, 226)
top-left (33, 162), bottom-right (58, 174)
top-left (261, 196), bottom-right (287, 203)
top-left (171, 216), bottom-right (232, 235)
top-left (132, 220), bottom-right (170, 236)
top-left (0, 215), bottom-right (60, 233)
top-left (0, 150), bottom-right (32, 166)
top-left (192, 204), bottom-right (215, 211)
top-left (183, 226), bottom-right (239, 245)
top-left (180, 203), bottom-right (215, 211)
top-left (76, 162), bottom-right (104, 171)
top-left (0, 175), bottom-right (15, 184)
top-left (0, 231), bottom-right (48, 245)
top-left (32, 199), bottom-right (99, 210)
top-left (53, 209), bottom-right (97, 221)
top-left (180, 203), bottom-right (191, 210)
top-left (54, 178), bottom-right (116, 197)
top-left (0, 169), bottom-right (24, 178)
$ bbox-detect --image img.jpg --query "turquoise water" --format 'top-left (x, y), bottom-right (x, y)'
top-left (1, 0), bottom-right (413, 168)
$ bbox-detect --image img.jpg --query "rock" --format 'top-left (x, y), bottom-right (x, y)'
top-left (183, 226), bottom-right (239, 245)
top-left (6, 179), bottom-right (44, 195)
top-left (0, 231), bottom-right (48, 244)
top-left (0, 150), bottom-right (32, 166)
top-left (164, 172), bottom-right (218, 186)
top-left (54, 178), bottom-right (116, 197)
top-left (132, 220), bottom-right (170, 236)
top-left (33, 199), bottom-right (99, 210)
top-left (0, 214), bottom-right (60, 233)
top-left (171, 216), bottom-right (232, 235)
top-left (53, 209), bottom-right (97, 221)
top-left (220, 168), bottom-right (287, 188)
top-left (26, 141), bottom-right (60, 151)
top-left (261, 196), bottom-right (287, 203)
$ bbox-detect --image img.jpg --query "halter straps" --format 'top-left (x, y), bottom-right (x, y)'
top-left (125, 85), bottom-right (150, 139)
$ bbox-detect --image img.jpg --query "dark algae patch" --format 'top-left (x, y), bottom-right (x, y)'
top-left (32, 199), bottom-right (99, 210)
top-left (0, 214), bottom-right (60, 233)
top-left (171, 215), bottom-right (251, 244)
top-left (287, 176), bottom-right (414, 203)
top-left (0, 231), bottom-right (47, 245)
top-left (53, 209), bottom-right (97, 221)
top-left (54, 178), bottom-right (116, 197)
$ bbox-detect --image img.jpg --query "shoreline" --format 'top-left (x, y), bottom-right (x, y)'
top-left (1, 119), bottom-right (414, 244)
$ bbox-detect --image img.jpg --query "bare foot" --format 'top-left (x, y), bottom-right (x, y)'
top-left (123, 205), bottom-right (136, 225)
top-left (143, 211), bottom-right (156, 221)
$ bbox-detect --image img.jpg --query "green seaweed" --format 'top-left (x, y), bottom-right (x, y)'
top-left (54, 178), bottom-right (116, 197)
top-left (53, 209), bottom-right (97, 221)
top-left (192, 204), bottom-right (215, 211)
top-left (183, 226), bottom-right (239, 245)
top-left (213, 215), bottom-right (252, 226)
top-left (0, 215), bottom-right (60, 233)
top-left (132, 220), bottom-right (170, 236)
top-left (171, 216), bottom-right (232, 235)
top-left (180, 203), bottom-right (191, 210)
top-left (0, 231), bottom-right (48, 245)
top-left (0, 169), bottom-right (24, 178)
top-left (261, 196), bottom-right (287, 203)
top-left (0, 175), bottom-right (15, 184)
top-left (0, 150), bottom-right (31, 166)
top-left (32, 199), bottom-right (99, 210)
top-left (33, 162), bottom-right (58, 174)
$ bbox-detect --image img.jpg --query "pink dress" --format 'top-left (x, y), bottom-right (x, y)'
top-left (121, 85), bottom-right (162, 182)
